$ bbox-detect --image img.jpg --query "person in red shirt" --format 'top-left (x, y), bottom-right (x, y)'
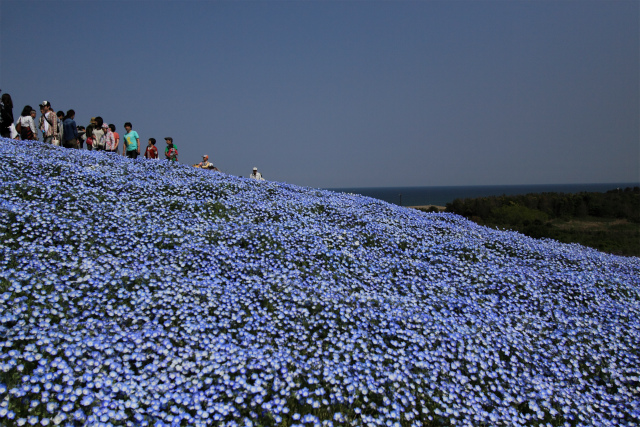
top-left (144, 138), bottom-right (159, 159)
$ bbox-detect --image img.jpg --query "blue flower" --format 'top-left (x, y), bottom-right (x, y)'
top-left (0, 137), bottom-right (638, 425)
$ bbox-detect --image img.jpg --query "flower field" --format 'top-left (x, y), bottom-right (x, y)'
top-left (0, 138), bottom-right (639, 427)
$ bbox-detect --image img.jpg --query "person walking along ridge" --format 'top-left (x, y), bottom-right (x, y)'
top-left (0, 93), bottom-right (14, 138)
top-left (144, 138), bottom-right (159, 159)
top-left (109, 124), bottom-right (120, 153)
top-left (16, 105), bottom-right (37, 141)
top-left (101, 123), bottom-right (117, 152)
top-left (39, 101), bottom-right (58, 144)
top-left (92, 117), bottom-right (105, 150)
top-left (57, 111), bottom-right (65, 145)
top-left (123, 122), bottom-right (140, 158)
top-left (62, 110), bottom-right (79, 148)
top-left (164, 137), bottom-right (178, 161)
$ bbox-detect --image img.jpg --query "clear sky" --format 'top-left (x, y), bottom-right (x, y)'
top-left (2, 0), bottom-right (638, 189)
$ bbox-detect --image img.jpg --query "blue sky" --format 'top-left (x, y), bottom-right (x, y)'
top-left (2, 0), bottom-right (638, 188)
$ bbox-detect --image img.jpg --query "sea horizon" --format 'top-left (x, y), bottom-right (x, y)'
top-left (326, 182), bottom-right (640, 207)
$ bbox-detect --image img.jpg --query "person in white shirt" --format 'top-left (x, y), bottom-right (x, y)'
top-left (250, 167), bottom-right (265, 181)
top-left (30, 109), bottom-right (38, 140)
top-left (16, 105), bottom-right (38, 140)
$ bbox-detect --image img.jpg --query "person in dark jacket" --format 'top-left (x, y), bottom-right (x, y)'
top-left (0, 93), bottom-right (14, 138)
top-left (62, 110), bottom-right (79, 149)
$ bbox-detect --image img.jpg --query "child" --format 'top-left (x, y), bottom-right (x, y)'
top-left (145, 138), bottom-right (159, 159)
top-left (123, 122), bottom-right (140, 158)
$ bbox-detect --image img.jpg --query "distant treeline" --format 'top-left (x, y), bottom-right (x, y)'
top-left (442, 187), bottom-right (640, 257)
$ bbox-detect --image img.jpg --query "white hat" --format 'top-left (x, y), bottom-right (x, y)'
top-left (253, 167), bottom-right (258, 171)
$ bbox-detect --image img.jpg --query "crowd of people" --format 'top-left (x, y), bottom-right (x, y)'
top-left (0, 92), bottom-right (267, 180)
top-left (0, 93), bottom-right (179, 161)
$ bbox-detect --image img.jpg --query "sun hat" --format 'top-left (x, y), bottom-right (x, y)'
top-left (39, 101), bottom-right (51, 107)
top-left (101, 123), bottom-right (109, 128)
top-left (253, 167), bottom-right (258, 171)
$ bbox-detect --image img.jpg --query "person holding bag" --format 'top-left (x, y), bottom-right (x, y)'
top-left (39, 101), bottom-right (58, 144)
top-left (16, 105), bottom-right (38, 141)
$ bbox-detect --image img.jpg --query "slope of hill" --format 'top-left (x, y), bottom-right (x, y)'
top-left (0, 138), bottom-right (639, 426)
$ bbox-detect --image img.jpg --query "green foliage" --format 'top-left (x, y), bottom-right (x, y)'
top-left (489, 203), bottom-right (549, 226)
top-left (446, 187), bottom-right (640, 257)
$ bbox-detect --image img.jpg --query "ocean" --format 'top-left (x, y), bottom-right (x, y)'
top-left (326, 182), bottom-right (640, 207)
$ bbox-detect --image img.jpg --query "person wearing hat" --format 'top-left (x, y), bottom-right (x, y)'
top-left (100, 123), bottom-right (117, 152)
top-left (38, 101), bottom-right (58, 144)
top-left (164, 137), bottom-right (178, 162)
top-left (198, 155), bottom-right (219, 171)
top-left (249, 167), bottom-right (264, 181)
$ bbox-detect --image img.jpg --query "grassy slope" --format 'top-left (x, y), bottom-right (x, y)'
top-left (0, 138), bottom-right (639, 426)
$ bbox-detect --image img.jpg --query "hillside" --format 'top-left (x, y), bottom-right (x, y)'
top-left (0, 138), bottom-right (639, 426)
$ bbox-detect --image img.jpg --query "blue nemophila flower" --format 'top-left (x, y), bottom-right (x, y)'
top-left (0, 137), bottom-right (639, 425)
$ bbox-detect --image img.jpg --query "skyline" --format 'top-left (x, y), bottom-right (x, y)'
top-left (2, 1), bottom-right (638, 189)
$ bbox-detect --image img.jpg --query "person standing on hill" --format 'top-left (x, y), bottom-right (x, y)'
top-left (101, 123), bottom-right (117, 152)
top-left (92, 117), bottom-right (105, 150)
top-left (85, 117), bottom-right (96, 150)
top-left (123, 122), bottom-right (140, 159)
top-left (164, 137), bottom-right (178, 162)
top-left (39, 101), bottom-right (58, 144)
top-left (16, 105), bottom-right (37, 141)
top-left (144, 138), bottom-right (159, 159)
top-left (109, 124), bottom-right (120, 154)
top-left (0, 93), bottom-right (14, 138)
top-left (62, 110), bottom-right (79, 149)
top-left (30, 109), bottom-right (38, 141)
top-left (77, 125), bottom-right (85, 149)
top-left (57, 111), bottom-right (65, 145)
